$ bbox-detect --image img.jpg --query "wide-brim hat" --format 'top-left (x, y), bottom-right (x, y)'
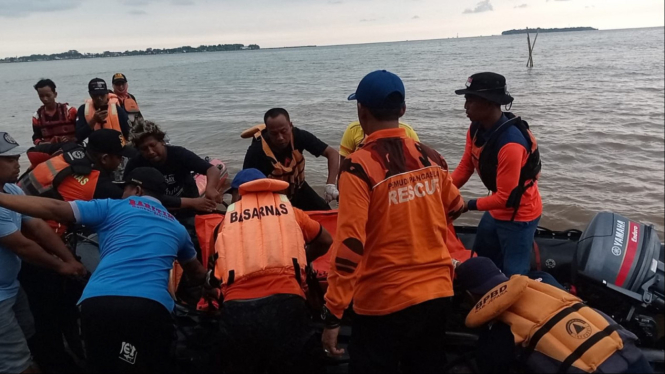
top-left (455, 72), bottom-right (514, 106)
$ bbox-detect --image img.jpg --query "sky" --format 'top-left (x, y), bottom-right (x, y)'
top-left (0, 0), bottom-right (663, 58)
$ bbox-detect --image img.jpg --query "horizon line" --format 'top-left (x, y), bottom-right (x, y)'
top-left (1, 25), bottom-right (662, 61)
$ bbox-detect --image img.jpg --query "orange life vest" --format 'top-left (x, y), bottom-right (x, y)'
top-left (34, 103), bottom-right (76, 143)
top-left (466, 276), bottom-right (624, 373)
top-left (214, 178), bottom-right (307, 297)
top-left (84, 93), bottom-right (123, 137)
top-left (18, 145), bottom-right (94, 200)
top-left (243, 124), bottom-right (306, 195)
top-left (119, 96), bottom-right (140, 115)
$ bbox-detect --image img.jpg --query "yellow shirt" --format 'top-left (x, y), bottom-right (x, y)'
top-left (339, 121), bottom-right (420, 157)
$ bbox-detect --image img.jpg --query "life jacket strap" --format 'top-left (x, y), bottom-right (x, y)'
top-left (227, 270), bottom-right (235, 286)
top-left (522, 302), bottom-right (587, 362)
top-left (557, 324), bottom-right (622, 373)
top-left (293, 258), bottom-right (302, 285)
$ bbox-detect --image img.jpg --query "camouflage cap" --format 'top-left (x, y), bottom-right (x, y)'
top-left (129, 119), bottom-right (166, 146)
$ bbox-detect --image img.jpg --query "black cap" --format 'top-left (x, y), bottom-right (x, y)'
top-left (455, 72), bottom-right (514, 105)
top-left (115, 167), bottom-right (167, 195)
top-left (87, 129), bottom-right (134, 157)
top-left (112, 73), bottom-right (127, 84)
top-left (88, 78), bottom-right (108, 95)
top-left (456, 257), bottom-right (509, 295)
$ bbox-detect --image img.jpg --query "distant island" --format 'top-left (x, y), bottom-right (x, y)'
top-left (0, 43), bottom-right (260, 64)
top-left (502, 27), bottom-right (598, 35)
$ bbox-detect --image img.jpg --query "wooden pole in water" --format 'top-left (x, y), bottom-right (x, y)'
top-left (526, 29), bottom-right (539, 68)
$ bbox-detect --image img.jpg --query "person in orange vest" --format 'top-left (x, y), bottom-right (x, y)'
top-left (31, 79), bottom-right (78, 145)
top-left (321, 70), bottom-right (466, 373)
top-left (214, 168), bottom-right (333, 373)
top-left (110, 73), bottom-right (143, 125)
top-left (455, 257), bottom-right (653, 374)
top-left (452, 72), bottom-right (542, 277)
top-left (76, 78), bottom-right (131, 143)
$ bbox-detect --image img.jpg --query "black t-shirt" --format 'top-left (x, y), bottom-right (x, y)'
top-left (125, 145), bottom-right (211, 198)
top-left (242, 127), bottom-right (329, 177)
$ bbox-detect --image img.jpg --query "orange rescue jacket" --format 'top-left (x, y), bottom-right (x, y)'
top-left (84, 94), bottom-right (124, 138)
top-left (214, 178), bottom-right (307, 298)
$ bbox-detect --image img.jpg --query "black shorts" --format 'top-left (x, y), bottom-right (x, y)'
top-left (80, 296), bottom-right (174, 374)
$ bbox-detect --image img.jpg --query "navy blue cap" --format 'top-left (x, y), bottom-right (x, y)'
top-left (348, 70), bottom-right (405, 109)
top-left (456, 257), bottom-right (509, 295)
top-left (231, 168), bottom-right (266, 190)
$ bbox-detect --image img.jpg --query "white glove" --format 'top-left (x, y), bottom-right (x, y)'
top-left (324, 184), bottom-right (339, 203)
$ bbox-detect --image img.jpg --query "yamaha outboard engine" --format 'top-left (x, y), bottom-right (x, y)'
top-left (575, 212), bottom-right (664, 347)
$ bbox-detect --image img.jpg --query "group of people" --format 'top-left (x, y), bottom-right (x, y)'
top-left (0, 69), bottom-right (652, 374)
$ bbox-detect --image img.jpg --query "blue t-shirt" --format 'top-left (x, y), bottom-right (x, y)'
top-left (71, 196), bottom-right (196, 311)
top-left (0, 184), bottom-right (32, 302)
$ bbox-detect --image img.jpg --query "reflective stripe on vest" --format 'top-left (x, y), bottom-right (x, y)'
top-left (35, 103), bottom-right (76, 141)
top-left (214, 179), bottom-right (307, 293)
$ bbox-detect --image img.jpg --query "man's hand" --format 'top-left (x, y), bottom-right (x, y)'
top-left (205, 188), bottom-right (222, 204)
top-left (89, 109), bottom-right (108, 126)
top-left (191, 197), bottom-right (217, 212)
top-left (324, 184), bottom-right (339, 203)
top-left (322, 327), bottom-right (345, 357)
top-left (57, 260), bottom-right (88, 277)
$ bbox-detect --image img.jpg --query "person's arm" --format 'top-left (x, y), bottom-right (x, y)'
top-left (451, 129), bottom-right (476, 189)
top-left (21, 218), bottom-right (78, 263)
top-left (322, 147), bottom-right (340, 185)
top-left (177, 232), bottom-right (209, 285)
top-left (32, 113), bottom-right (43, 144)
top-left (0, 231), bottom-right (84, 276)
top-left (116, 105), bottom-right (131, 139)
top-left (324, 170), bottom-right (370, 319)
top-left (76, 105), bottom-right (93, 143)
top-left (204, 166), bottom-right (222, 202)
top-left (294, 208), bottom-right (333, 262)
top-left (441, 172), bottom-right (466, 222)
top-left (0, 193), bottom-right (75, 223)
top-left (175, 146), bottom-right (221, 202)
top-left (468, 144), bottom-right (526, 212)
top-left (322, 170), bottom-right (370, 356)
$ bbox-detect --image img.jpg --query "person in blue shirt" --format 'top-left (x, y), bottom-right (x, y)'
top-left (0, 166), bottom-right (215, 374)
top-left (0, 132), bottom-right (86, 374)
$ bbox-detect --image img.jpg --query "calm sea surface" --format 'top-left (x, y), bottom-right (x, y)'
top-left (1, 27), bottom-right (663, 236)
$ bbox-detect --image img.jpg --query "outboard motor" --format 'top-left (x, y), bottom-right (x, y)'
top-left (575, 212), bottom-right (664, 346)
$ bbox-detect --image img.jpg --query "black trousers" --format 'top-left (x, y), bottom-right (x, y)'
top-left (349, 297), bottom-right (451, 374)
top-left (80, 296), bottom-right (174, 374)
top-left (290, 181), bottom-right (331, 211)
top-left (18, 262), bottom-right (84, 373)
top-left (221, 294), bottom-right (325, 373)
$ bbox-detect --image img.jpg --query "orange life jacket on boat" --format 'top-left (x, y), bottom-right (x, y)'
top-left (84, 94), bottom-right (124, 139)
top-left (242, 124), bottom-right (306, 195)
top-left (214, 178), bottom-right (307, 298)
top-left (466, 276), bottom-right (624, 373)
top-left (34, 103), bottom-right (76, 143)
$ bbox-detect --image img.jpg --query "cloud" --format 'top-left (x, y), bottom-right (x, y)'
top-left (514, 4), bottom-right (528, 8)
top-left (412, 15), bottom-right (420, 19)
top-left (122, 0), bottom-right (154, 6)
top-left (463, 0), bottom-right (493, 14)
top-left (0, 0), bottom-right (82, 18)
top-left (328, 0), bottom-right (343, 4)
top-left (360, 18), bottom-right (376, 22)
top-left (171, 0), bottom-right (195, 5)
top-left (128, 9), bottom-right (148, 15)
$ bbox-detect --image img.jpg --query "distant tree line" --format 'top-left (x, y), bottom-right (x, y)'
top-left (0, 43), bottom-right (261, 63)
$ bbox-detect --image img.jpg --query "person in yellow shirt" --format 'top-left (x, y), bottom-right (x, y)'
top-left (339, 121), bottom-right (419, 160)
